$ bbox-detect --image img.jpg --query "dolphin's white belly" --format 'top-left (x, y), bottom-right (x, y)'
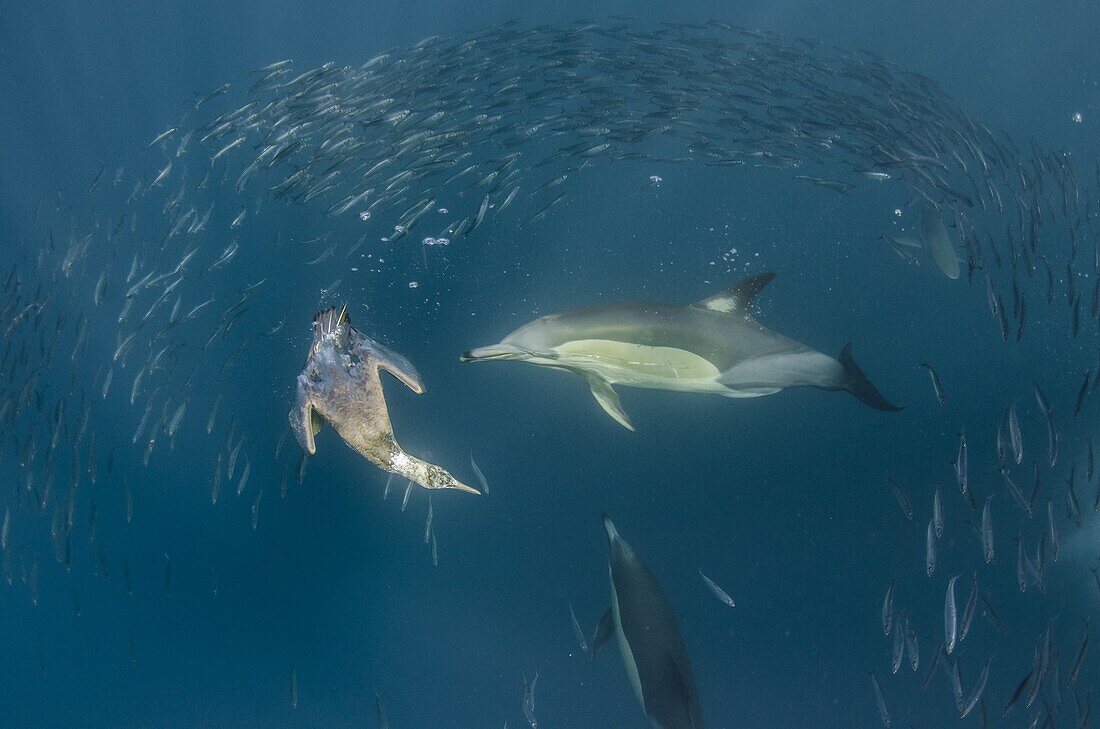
top-left (552, 338), bottom-right (729, 393)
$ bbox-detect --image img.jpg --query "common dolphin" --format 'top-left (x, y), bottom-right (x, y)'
top-left (461, 273), bottom-right (901, 430)
top-left (289, 306), bottom-right (477, 494)
top-left (592, 515), bottom-right (704, 729)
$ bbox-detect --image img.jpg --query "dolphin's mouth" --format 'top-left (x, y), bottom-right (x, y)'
top-left (461, 344), bottom-right (561, 362)
top-left (460, 344), bottom-right (524, 362)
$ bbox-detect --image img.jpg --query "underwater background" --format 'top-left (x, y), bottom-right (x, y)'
top-left (2, 1), bottom-right (1100, 727)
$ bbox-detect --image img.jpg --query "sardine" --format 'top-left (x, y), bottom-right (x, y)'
top-left (945, 574), bottom-right (959, 654)
top-left (868, 672), bottom-right (891, 728)
top-left (886, 477), bottom-right (912, 520)
top-left (981, 496), bottom-right (995, 563)
top-left (920, 362), bottom-right (947, 406)
top-left (698, 569), bottom-right (736, 608)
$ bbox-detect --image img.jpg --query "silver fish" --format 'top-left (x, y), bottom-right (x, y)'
top-left (1067, 618), bottom-right (1090, 689)
top-left (1047, 500), bottom-right (1060, 562)
top-left (882, 580), bottom-right (895, 636)
top-left (148, 127), bottom-right (177, 147)
top-left (922, 520), bottom-right (936, 578)
top-left (981, 497), bottom-right (995, 563)
top-left (932, 485), bottom-right (944, 538)
top-left (887, 477), bottom-right (912, 520)
top-left (905, 623), bottom-right (919, 672)
top-left (698, 569), bottom-right (736, 608)
top-left (469, 451), bottom-right (490, 494)
top-left (1007, 402), bottom-right (1022, 464)
top-left (920, 362), bottom-right (947, 406)
top-left (955, 430), bottom-right (968, 493)
top-left (522, 672), bottom-right (538, 729)
top-left (423, 496), bottom-right (433, 544)
top-left (958, 573), bottom-right (978, 643)
top-left (868, 672), bottom-right (891, 728)
top-left (568, 602), bottom-right (589, 654)
top-left (1033, 383), bottom-right (1057, 467)
top-left (944, 574), bottom-right (959, 654)
top-left (959, 656), bottom-right (992, 718)
top-left (891, 617), bottom-right (905, 674)
top-left (237, 459), bottom-right (251, 497)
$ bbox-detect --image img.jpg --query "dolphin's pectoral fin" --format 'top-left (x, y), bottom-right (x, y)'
top-left (588, 607), bottom-right (614, 663)
top-left (694, 271), bottom-right (776, 314)
top-left (353, 332), bottom-right (424, 394)
top-left (584, 374), bottom-right (635, 431)
top-left (289, 383), bottom-right (319, 455)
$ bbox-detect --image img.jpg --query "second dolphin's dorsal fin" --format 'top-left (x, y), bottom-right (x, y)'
top-left (693, 272), bottom-right (776, 314)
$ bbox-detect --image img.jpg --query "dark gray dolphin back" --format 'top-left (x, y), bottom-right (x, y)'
top-left (603, 515), bottom-right (704, 729)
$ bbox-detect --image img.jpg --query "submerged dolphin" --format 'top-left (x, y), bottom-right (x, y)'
top-left (592, 515), bottom-right (704, 729)
top-left (461, 273), bottom-right (900, 429)
top-left (290, 306), bottom-right (477, 494)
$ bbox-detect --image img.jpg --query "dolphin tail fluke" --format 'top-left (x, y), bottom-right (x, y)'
top-left (585, 375), bottom-right (635, 431)
top-left (839, 344), bottom-right (903, 412)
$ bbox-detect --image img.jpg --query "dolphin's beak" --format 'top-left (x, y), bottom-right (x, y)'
top-left (460, 344), bottom-right (526, 362)
top-left (601, 513), bottom-right (619, 543)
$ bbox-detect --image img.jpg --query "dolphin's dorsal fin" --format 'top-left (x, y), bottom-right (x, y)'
top-left (588, 607), bottom-right (614, 662)
top-left (584, 374), bottom-right (635, 431)
top-left (694, 272), bottom-right (776, 314)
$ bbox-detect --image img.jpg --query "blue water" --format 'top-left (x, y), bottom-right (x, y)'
top-left (2, 2), bottom-right (1100, 728)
